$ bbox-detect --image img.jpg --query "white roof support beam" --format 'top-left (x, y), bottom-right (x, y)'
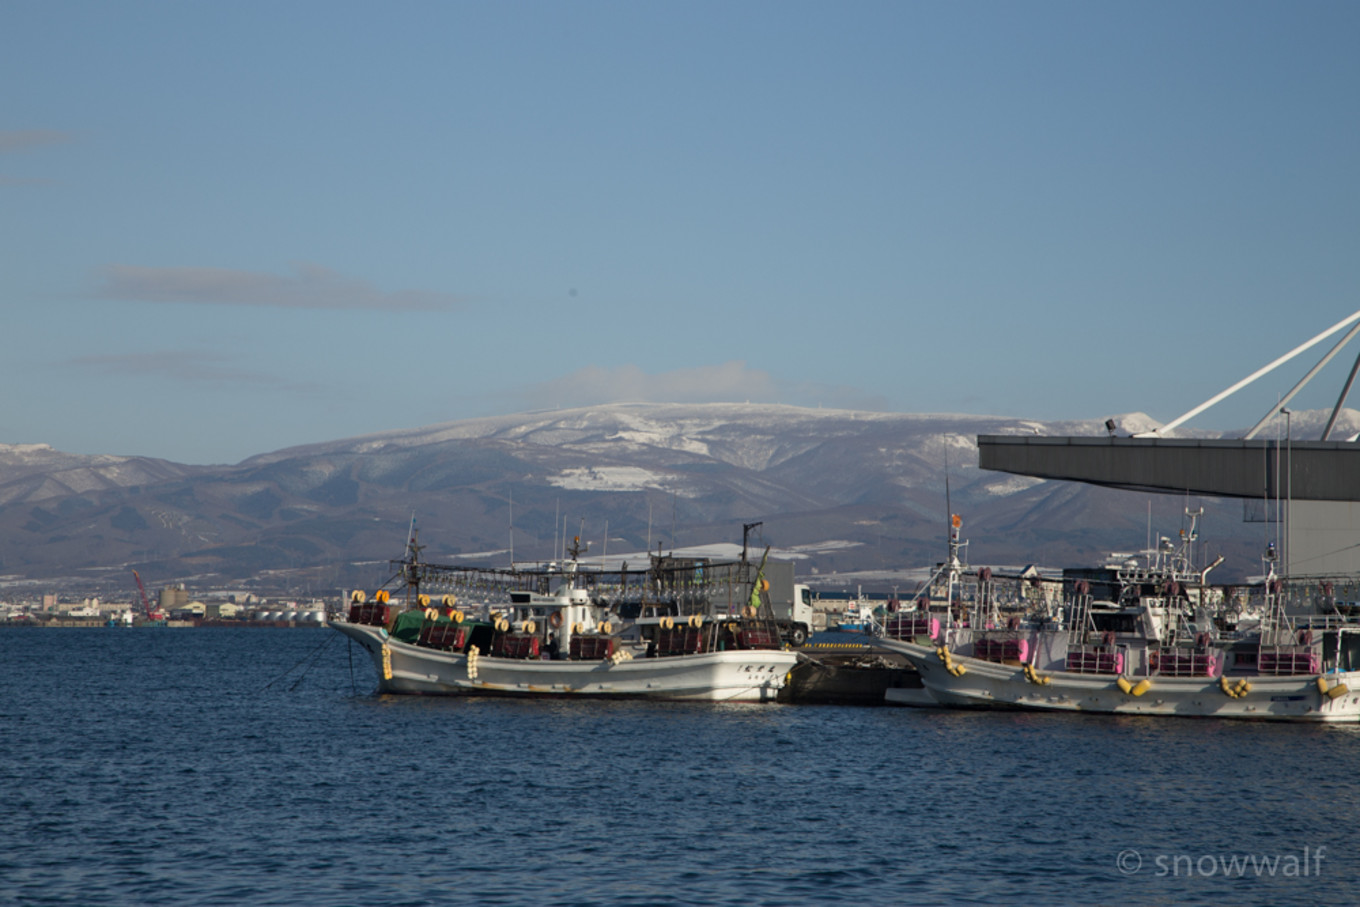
top-left (1323, 349), bottom-right (1360, 441)
top-left (1143, 309), bottom-right (1360, 437)
top-left (1243, 319), bottom-right (1360, 439)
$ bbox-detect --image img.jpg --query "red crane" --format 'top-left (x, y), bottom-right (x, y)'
top-left (132, 570), bottom-right (166, 621)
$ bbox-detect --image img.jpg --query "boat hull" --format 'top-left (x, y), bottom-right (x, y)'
top-left (875, 638), bottom-right (1360, 722)
top-left (334, 620), bottom-right (798, 702)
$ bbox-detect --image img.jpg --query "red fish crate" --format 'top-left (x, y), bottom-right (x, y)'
top-left (492, 634), bottom-right (541, 659)
top-left (349, 603), bottom-right (396, 626)
top-left (655, 627), bottom-right (706, 656)
top-left (570, 635), bottom-right (616, 660)
top-left (737, 627), bottom-right (781, 649)
top-left (419, 623), bottom-right (466, 650)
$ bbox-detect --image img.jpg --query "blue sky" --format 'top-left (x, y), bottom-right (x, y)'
top-left (3, 1), bottom-right (1358, 464)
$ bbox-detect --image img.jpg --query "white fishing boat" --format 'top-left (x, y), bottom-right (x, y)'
top-left (333, 533), bottom-right (799, 702)
top-left (874, 514), bottom-right (1360, 722)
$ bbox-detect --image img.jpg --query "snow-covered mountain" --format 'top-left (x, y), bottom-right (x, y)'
top-left (3, 403), bottom-right (1351, 594)
top-left (0, 443), bottom-right (205, 506)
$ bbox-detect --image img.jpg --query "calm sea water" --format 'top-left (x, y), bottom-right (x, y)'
top-left (1, 627), bottom-right (1355, 907)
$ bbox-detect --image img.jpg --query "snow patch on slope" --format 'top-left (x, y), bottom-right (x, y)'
top-left (547, 466), bottom-right (694, 496)
top-left (979, 475), bottom-right (1046, 496)
top-left (607, 430), bottom-right (711, 457)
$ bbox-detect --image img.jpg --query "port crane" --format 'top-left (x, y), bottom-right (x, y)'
top-left (132, 570), bottom-right (166, 622)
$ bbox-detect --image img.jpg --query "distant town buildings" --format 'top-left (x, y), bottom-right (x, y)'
top-left (1, 584), bottom-right (336, 625)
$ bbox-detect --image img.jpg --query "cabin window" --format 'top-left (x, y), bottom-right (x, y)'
top-left (1090, 612), bottom-right (1139, 633)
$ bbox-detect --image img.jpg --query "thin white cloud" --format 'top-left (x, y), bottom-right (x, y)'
top-left (0, 130), bottom-right (75, 153)
top-left (67, 350), bottom-right (317, 392)
top-left (525, 362), bottom-right (779, 409)
top-left (0, 130), bottom-right (75, 186)
top-left (500, 361), bottom-right (891, 412)
top-left (94, 263), bottom-right (464, 311)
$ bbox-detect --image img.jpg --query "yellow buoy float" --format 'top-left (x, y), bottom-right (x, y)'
top-left (936, 646), bottom-right (966, 676)
top-left (1220, 676), bottom-right (1252, 699)
top-left (1318, 676), bottom-right (1350, 699)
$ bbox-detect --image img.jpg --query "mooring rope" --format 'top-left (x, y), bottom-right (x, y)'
top-left (261, 631), bottom-right (337, 692)
top-left (348, 638), bottom-right (357, 695)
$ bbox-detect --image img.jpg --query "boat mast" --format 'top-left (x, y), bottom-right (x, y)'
top-left (401, 522), bottom-right (425, 605)
top-left (741, 521), bottom-right (762, 566)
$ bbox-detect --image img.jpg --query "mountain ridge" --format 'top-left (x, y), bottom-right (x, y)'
top-left (3, 403), bottom-right (1353, 596)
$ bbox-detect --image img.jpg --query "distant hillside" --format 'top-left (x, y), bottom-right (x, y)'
top-left (3, 403), bottom-right (1353, 597)
top-left (0, 443), bottom-right (206, 506)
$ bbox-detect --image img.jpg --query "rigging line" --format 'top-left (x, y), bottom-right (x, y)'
top-left (262, 631), bottom-right (335, 691)
top-left (1286, 541), bottom-right (1360, 567)
top-left (291, 632), bottom-right (338, 688)
top-left (289, 632), bottom-right (338, 692)
top-left (348, 638), bottom-right (357, 696)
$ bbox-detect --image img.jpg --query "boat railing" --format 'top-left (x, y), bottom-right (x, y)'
top-left (1294, 613), bottom-right (1360, 631)
top-left (882, 612), bottom-right (940, 641)
top-left (1257, 644), bottom-right (1321, 675)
